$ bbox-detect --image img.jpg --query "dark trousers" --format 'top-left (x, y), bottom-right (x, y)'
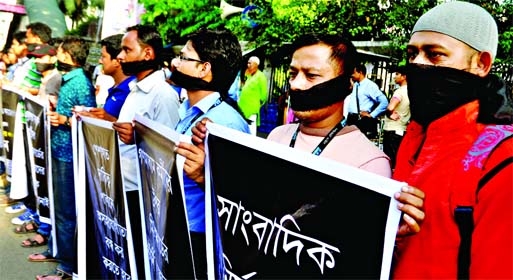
top-left (190, 231), bottom-right (207, 279)
top-left (347, 113), bottom-right (379, 139)
top-left (126, 190), bottom-right (145, 280)
top-left (383, 130), bottom-right (404, 169)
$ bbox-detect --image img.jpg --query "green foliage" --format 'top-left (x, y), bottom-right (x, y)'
top-left (58, 0), bottom-right (89, 22)
top-left (137, 0), bottom-right (512, 65)
top-left (65, 15), bottom-right (99, 37)
top-left (139, 0), bottom-right (224, 44)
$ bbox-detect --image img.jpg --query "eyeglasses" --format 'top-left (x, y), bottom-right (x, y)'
top-left (176, 54), bottom-right (205, 63)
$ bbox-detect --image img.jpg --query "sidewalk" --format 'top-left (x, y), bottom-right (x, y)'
top-left (0, 198), bottom-right (56, 279)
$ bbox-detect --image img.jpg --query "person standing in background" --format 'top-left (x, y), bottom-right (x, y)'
top-left (346, 64), bottom-right (388, 139)
top-left (238, 56), bottom-right (268, 135)
top-left (6, 23), bottom-right (54, 228)
top-left (382, 65), bottom-right (410, 170)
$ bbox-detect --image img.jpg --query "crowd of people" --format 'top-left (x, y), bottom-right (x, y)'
top-left (0, 1), bottom-right (511, 279)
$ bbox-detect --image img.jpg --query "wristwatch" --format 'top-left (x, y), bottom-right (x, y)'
top-left (64, 116), bottom-right (70, 126)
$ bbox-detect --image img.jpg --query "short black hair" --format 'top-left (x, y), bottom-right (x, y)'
top-left (100, 34), bottom-right (123, 60)
top-left (126, 24), bottom-right (163, 64)
top-left (390, 65), bottom-right (407, 75)
top-left (290, 33), bottom-right (358, 77)
top-left (60, 36), bottom-right (90, 66)
top-left (12, 31), bottom-right (27, 45)
top-left (185, 28), bottom-right (247, 122)
top-left (186, 28), bottom-right (243, 95)
top-left (354, 64), bottom-right (367, 75)
top-left (26, 22), bottom-right (52, 43)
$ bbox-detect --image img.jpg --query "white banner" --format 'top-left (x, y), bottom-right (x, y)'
top-left (101, 0), bottom-right (145, 40)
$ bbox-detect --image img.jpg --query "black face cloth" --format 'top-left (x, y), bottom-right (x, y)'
top-left (289, 74), bottom-right (352, 112)
top-left (56, 61), bottom-right (77, 73)
top-left (169, 70), bottom-right (217, 92)
top-left (120, 59), bottom-right (160, 76)
top-left (35, 62), bottom-right (55, 73)
top-left (406, 63), bottom-right (485, 127)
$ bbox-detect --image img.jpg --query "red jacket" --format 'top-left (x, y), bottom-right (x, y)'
top-left (392, 101), bottom-right (513, 279)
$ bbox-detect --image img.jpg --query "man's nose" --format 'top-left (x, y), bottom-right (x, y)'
top-left (117, 51), bottom-right (125, 61)
top-left (289, 75), bottom-right (308, 91)
top-left (410, 53), bottom-right (431, 65)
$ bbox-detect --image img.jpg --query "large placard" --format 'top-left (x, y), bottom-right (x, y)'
top-left (134, 114), bottom-right (195, 279)
top-left (76, 116), bottom-right (136, 279)
top-left (205, 123), bottom-right (403, 279)
top-left (23, 95), bottom-right (51, 223)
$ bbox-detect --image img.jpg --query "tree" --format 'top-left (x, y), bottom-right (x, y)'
top-left (140, 0), bottom-right (511, 65)
top-left (139, 0), bottom-right (223, 44)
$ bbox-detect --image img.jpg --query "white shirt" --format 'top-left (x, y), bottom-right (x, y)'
top-left (118, 69), bottom-right (180, 191)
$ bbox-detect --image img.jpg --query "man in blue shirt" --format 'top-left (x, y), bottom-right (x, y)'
top-left (346, 64), bottom-right (388, 139)
top-left (171, 28), bottom-right (250, 279)
top-left (77, 34), bottom-right (135, 121)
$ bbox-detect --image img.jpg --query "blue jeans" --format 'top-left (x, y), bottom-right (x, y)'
top-left (48, 157), bottom-right (76, 275)
top-left (37, 221), bottom-right (51, 237)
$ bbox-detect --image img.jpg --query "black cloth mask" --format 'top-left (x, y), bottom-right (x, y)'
top-left (169, 70), bottom-right (217, 92)
top-left (289, 74), bottom-right (352, 112)
top-left (407, 63), bottom-right (486, 127)
top-left (56, 61), bottom-right (77, 73)
top-left (35, 62), bottom-right (55, 73)
top-left (120, 59), bottom-right (160, 76)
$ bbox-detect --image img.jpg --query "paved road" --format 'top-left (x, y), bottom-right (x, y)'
top-left (0, 202), bottom-right (56, 279)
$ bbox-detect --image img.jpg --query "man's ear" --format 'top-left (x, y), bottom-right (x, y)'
top-left (198, 62), bottom-right (212, 79)
top-left (474, 51), bottom-right (493, 77)
top-left (64, 52), bottom-right (76, 66)
top-left (143, 46), bottom-right (155, 60)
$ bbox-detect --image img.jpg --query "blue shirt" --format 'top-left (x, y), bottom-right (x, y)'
top-left (103, 76), bottom-right (135, 118)
top-left (176, 92), bottom-right (250, 233)
top-left (51, 68), bottom-right (96, 162)
top-left (347, 78), bottom-right (388, 118)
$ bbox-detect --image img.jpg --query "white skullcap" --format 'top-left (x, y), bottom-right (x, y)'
top-left (248, 56), bottom-right (260, 65)
top-left (412, 1), bottom-right (498, 59)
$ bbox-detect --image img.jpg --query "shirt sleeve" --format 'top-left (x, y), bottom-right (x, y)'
top-left (370, 92), bottom-right (389, 118)
top-left (45, 75), bottom-right (62, 96)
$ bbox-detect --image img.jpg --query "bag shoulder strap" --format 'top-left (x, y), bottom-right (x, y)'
top-left (455, 124), bottom-right (513, 279)
top-left (355, 83), bottom-right (360, 113)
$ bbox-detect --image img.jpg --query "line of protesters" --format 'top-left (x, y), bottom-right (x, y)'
top-left (0, 1), bottom-right (512, 279)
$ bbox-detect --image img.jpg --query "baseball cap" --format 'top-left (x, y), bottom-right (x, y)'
top-left (27, 44), bottom-right (57, 58)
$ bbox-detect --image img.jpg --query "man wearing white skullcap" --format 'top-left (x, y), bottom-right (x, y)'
top-left (392, 1), bottom-right (513, 279)
top-left (238, 55), bottom-right (268, 134)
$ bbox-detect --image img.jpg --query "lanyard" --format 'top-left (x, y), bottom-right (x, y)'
top-left (180, 98), bottom-right (222, 134)
top-left (289, 119), bottom-right (346, 156)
